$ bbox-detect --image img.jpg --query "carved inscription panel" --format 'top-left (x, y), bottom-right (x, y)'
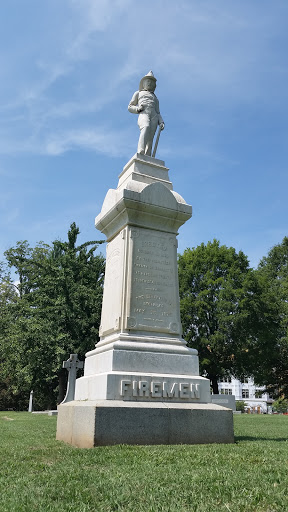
top-left (127, 227), bottom-right (181, 334)
top-left (120, 379), bottom-right (201, 400)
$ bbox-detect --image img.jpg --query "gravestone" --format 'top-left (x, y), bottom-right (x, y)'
top-left (211, 394), bottom-right (236, 411)
top-left (56, 73), bottom-right (234, 447)
top-left (61, 354), bottom-right (84, 404)
top-left (28, 390), bottom-right (33, 412)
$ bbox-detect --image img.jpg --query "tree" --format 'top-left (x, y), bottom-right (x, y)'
top-left (0, 264), bottom-right (20, 410)
top-left (1, 223), bottom-right (105, 409)
top-left (272, 398), bottom-right (288, 414)
top-left (257, 237), bottom-right (288, 396)
top-left (178, 240), bottom-right (279, 394)
top-left (235, 401), bottom-right (246, 413)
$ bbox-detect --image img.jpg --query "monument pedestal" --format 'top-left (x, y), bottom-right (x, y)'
top-left (57, 400), bottom-right (234, 448)
top-left (57, 154), bottom-right (234, 446)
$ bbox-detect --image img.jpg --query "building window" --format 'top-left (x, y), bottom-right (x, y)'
top-left (221, 389), bottom-right (232, 395)
top-left (220, 376), bottom-right (232, 384)
top-left (242, 389), bottom-right (249, 398)
top-left (255, 390), bottom-right (264, 398)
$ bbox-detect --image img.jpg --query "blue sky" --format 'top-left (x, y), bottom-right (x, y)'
top-left (1, 0), bottom-right (287, 270)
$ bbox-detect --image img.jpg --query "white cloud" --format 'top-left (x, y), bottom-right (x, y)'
top-left (44, 127), bottom-right (131, 157)
top-left (65, 0), bottom-right (133, 61)
top-left (161, 143), bottom-right (240, 168)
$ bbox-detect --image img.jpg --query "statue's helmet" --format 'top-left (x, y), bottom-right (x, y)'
top-left (139, 70), bottom-right (157, 91)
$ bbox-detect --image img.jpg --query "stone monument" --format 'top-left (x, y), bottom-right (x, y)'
top-left (56, 72), bottom-right (234, 447)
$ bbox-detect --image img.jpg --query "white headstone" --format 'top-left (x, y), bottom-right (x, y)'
top-left (28, 390), bottom-right (33, 412)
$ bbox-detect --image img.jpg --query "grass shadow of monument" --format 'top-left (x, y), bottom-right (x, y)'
top-left (235, 435), bottom-right (288, 443)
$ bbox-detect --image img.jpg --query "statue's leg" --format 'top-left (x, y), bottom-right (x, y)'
top-left (145, 135), bottom-right (153, 156)
top-left (138, 126), bottom-right (149, 154)
top-left (145, 119), bottom-right (158, 156)
top-left (137, 126), bottom-right (147, 154)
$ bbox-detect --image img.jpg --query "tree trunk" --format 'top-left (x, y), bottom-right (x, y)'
top-left (210, 375), bottom-right (219, 394)
top-left (57, 368), bottom-right (67, 404)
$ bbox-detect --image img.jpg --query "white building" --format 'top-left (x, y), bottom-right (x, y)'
top-left (217, 376), bottom-right (273, 413)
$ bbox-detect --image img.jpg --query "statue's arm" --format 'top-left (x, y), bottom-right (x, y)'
top-left (155, 97), bottom-right (164, 129)
top-left (158, 109), bottom-right (165, 130)
top-left (128, 91), bottom-right (140, 114)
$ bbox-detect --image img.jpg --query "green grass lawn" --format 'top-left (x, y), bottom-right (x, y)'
top-left (0, 412), bottom-right (287, 512)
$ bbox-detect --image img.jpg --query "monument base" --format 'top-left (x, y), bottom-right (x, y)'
top-left (56, 154), bottom-right (234, 447)
top-left (56, 400), bottom-right (234, 448)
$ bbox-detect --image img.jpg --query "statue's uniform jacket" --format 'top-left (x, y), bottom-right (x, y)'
top-left (128, 90), bottom-right (163, 128)
top-left (128, 90), bottom-right (164, 154)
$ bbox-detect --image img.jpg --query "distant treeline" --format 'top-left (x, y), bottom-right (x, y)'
top-left (0, 223), bottom-right (287, 410)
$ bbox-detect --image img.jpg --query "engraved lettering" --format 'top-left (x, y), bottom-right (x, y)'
top-left (180, 383), bottom-right (189, 398)
top-left (120, 379), bottom-right (202, 400)
top-left (190, 383), bottom-right (200, 399)
top-left (129, 229), bottom-right (180, 332)
top-left (120, 380), bottom-right (131, 396)
top-left (132, 380), bottom-right (138, 397)
top-left (143, 302), bottom-right (164, 308)
top-left (139, 381), bottom-right (149, 397)
top-left (162, 382), bottom-right (179, 398)
top-left (151, 382), bottom-right (162, 397)
top-left (142, 241), bottom-right (167, 251)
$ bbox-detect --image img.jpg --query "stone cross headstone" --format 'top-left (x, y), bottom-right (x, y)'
top-left (28, 390), bottom-right (33, 412)
top-left (61, 354), bottom-right (83, 404)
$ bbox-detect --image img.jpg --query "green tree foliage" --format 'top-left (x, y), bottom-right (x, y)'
top-left (257, 237), bottom-right (288, 396)
top-left (178, 240), bottom-right (279, 393)
top-left (0, 263), bottom-right (20, 409)
top-left (0, 223), bottom-right (105, 410)
top-left (272, 398), bottom-right (288, 414)
top-left (235, 401), bottom-right (246, 413)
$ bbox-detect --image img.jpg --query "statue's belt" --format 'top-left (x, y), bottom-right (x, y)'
top-left (139, 107), bottom-right (158, 115)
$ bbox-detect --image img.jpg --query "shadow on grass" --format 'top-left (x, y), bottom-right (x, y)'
top-left (235, 435), bottom-right (288, 443)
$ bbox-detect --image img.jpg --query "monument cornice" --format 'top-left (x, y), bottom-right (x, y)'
top-left (95, 180), bottom-right (192, 241)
